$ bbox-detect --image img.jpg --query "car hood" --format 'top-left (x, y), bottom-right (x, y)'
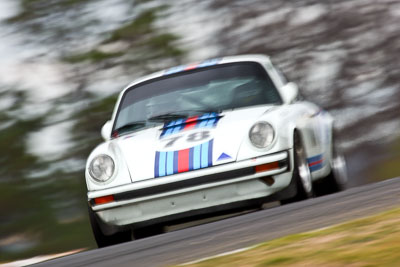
top-left (113, 106), bottom-right (275, 182)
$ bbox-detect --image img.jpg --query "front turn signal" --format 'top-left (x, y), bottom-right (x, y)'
top-left (255, 162), bottom-right (280, 173)
top-left (94, 195), bottom-right (115, 205)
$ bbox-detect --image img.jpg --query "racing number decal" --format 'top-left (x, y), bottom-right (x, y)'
top-left (187, 131), bottom-right (210, 142)
top-left (163, 136), bottom-right (182, 148)
top-left (162, 131), bottom-right (210, 148)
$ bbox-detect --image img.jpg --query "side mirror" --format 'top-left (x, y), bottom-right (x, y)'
top-left (101, 120), bottom-right (112, 141)
top-left (281, 82), bottom-right (299, 104)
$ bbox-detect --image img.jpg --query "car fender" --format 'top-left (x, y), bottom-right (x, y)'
top-left (85, 141), bottom-right (132, 191)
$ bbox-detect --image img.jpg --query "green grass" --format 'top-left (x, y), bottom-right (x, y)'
top-left (372, 138), bottom-right (400, 181)
top-left (182, 207), bottom-right (400, 267)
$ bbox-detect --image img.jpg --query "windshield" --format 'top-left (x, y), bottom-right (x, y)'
top-left (113, 62), bottom-right (282, 134)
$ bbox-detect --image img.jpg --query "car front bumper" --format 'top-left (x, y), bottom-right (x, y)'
top-left (88, 150), bottom-right (293, 230)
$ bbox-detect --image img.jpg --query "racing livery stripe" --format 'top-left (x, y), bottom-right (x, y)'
top-left (208, 139), bottom-right (213, 167)
top-left (184, 63), bottom-right (198, 71)
top-left (309, 159), bottom-right (323, 167)
top-left (178, 148), bottom-right (190, 173)
top-left (206, 118), bottom-right (216, 128)
top-left (307, 154), bottom-right (322, 163)
top-left (166, 151), bottom-right (174, 175)
top-left (155, 140), bottom-right (214, 177)
top-left (189, 147), bottom-right (194, 171)
top-left (201, 141), bottom-right (209, 168)
top-left (159, 151), bottom-right (167, 177)
top-left (183, 116), bottom-right (198, 130)
top-left (309, 164), bottom-right (323, 172)
top-left (173, 151), bottom-right (179, 174)
top-left (307, 154), bottom-right (323, 172)
top-left (160, 113), bottom-right (220, 138)
top-left (154, 151), bottom-right (160, 178)
top-left (172, 119), bottom-right (184, 134)
top-left (193, 144), bottom-right (201, 170)
top-left (163, 58), bottom-right (221, 76)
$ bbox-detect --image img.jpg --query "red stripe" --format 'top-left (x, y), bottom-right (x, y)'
top-left (178, 149), bottom-right (190, 173)
top-left (309, 159), bottom-right (323, 167)
top-left (184, 116), bottom-right (198, 130)
top-left (184, 63), bottom-right (198, 70)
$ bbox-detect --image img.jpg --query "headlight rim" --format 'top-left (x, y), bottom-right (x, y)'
top-left (88, 154), bottom-right (116, 184)
top-left (249, 121), bottom-right (275, 149)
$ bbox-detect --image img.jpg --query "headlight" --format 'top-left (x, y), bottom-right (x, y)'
top-left (249, 122), bottom-right (275, 148)
top-left (89, 154), bottom-right (115, 182)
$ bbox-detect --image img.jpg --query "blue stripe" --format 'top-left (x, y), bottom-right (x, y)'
top-left (164, 58), bottom-right (220, 75)
top-left (208, 139), bottom-right (213, 166)
top-left (164, 120), bottom-right (179, 137)
top-left (201, 141), bottom-right (209, 168)
top-left (189, 147), bottom-right (194, 171)
top-left (196, 118), bottom-right (207, 128)
top-left (200, 113), bottom-right (210, 119)
top-left (173, 151), bottom-right (179, 174)
top-left (307, 154), bottom-right (323, 164)
top-left (154, 152), bottom-right (160, 177)
top-left (163, 127), bottom-right (173, 137)
top-left (213, 116), bottom-right (220, 126)
top-left (193, 145), bottom-right (201, 170)
top-left (162, 119), bottom-right (185, 137)
top-left (159, 151), bottom-right (167, 177)
top-left (309, 163), bottom-right (323, 172)
top-left (166, 120), bottom-right (176, 127)
top-left (198, 58), bottom-right (220, 67)
top-left (205, 118), bottom-right (216, 128)
top-left (195, 113), bottom-right (210, 129)
top-left (177, 119), bottom-right (185, 132)
top-left (166, 151), bottom-right (174, 175)
top-left (172, 125), bottom-right (181, 134)
top-left (164, 65), bottom-right (184, 75)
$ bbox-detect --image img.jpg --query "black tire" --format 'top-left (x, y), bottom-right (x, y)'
top-left (88, 206), bottom-right (131, 248)
top-left (314, 134), bottom-right (348, 196)
top-left (133, 225), bottom-right (164, 239)
top-left (281, 131), bottom-right (314, 204)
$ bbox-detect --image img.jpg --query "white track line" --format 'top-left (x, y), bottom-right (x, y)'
top-left (0, 249), bottom-right (84, 267)
top-left (179, 245), bottom-right (257, 266)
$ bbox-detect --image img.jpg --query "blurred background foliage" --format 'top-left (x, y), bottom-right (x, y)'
top-left (0, 0), bottom-right (186, 262)
top-left (1, 0), bottom-right (399, 263)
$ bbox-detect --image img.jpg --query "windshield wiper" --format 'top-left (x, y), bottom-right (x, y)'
top-left (112, 121), bottom-right (147, 136)
top-left (148, 113), bottom-right (188, 122)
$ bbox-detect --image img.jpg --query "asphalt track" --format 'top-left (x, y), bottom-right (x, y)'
top-left (34, 177), bottom-right (400, 267)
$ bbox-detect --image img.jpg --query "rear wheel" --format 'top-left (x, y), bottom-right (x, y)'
top-left (282, 132), bottom-right (314, 204)
top-left (88, 206), bottom-right (131, 248)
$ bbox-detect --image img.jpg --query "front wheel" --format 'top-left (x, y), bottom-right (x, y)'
top-left (282, 132), bottom-right (314, 204)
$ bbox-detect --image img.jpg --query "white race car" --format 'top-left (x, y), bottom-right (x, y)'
top-left (86, 54), bottom-right (347, 247)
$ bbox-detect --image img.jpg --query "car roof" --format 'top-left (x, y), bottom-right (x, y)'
top-left (122, 54), bottom-right (271, 94)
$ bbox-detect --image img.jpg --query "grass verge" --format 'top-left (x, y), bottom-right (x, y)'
top-left (181, 206), bottom-right (400, 267)
top-left (373, 138), bottom-right (400, 181)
